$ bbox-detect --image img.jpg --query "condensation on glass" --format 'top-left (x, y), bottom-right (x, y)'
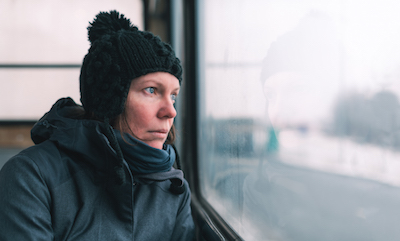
top-left (197, 1), bottom-right (400, 240)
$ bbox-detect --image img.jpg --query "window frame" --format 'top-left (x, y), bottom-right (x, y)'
top-left (174, 1), bottom-right (244, 240)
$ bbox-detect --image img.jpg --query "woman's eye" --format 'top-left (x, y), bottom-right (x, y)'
top-left (171, 94), bottom-right (177, 102)
top-left (144, 87), bottom-right (155, 94)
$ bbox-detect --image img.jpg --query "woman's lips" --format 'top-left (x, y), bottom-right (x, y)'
top-left (149, 129), bottom-right (168, 138)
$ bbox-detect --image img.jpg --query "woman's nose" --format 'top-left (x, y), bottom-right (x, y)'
top-left (158, 96), bottom-right (177, 119)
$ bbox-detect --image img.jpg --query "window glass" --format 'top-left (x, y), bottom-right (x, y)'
top-left (0, 0), bottom-right (143, 120)
top-left (0, 69), bottom-right (80, 120)
top-left (197, 1), bottom-right (400, 240)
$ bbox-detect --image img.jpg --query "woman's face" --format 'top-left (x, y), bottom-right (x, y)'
top-left (119, 72), bottom-right (180, 149)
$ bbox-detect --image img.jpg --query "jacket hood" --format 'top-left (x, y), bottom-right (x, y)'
top-left (31, 97), bottom-right (118, 170)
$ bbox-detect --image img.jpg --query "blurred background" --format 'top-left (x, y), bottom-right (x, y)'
top-left (3, 1), bottom-right (400, 240)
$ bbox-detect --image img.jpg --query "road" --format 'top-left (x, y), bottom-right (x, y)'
top-left (242, 159), bottom-right (400, 241)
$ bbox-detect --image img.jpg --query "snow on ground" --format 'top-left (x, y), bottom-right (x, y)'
top-left (278, 129), bottom-right (400, 187)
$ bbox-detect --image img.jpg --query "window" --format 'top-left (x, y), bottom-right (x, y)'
top-left (196, 1), bottom-right (400, 240)
top-left (0, 0), bottom-right (143, 120)
top-left (0, 1), bottom-right (143, 168)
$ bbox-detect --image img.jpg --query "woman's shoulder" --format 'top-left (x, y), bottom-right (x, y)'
top-left (0, 143), bottom-right (57, 199)
top-left (6, 141), bottom-right (64, 171)
top-left (1, 141), bottom-right (86, 189)
top-left (2, 141), bottom-right (58, 171)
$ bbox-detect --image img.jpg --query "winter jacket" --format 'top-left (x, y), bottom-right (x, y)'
top-left (0, 98), bottom-right (195, 241)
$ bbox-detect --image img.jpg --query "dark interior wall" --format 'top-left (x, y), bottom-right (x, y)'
top-left (143, 0), bottom-right (171, 43)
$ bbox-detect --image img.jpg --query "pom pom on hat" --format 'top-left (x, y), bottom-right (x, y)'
top-left (88, 10), bottom-right (138, 43)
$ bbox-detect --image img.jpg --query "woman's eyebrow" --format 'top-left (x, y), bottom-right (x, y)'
top-left (140, 78), bottom-right (162, 85)
top-left (140, 79), bottom-right (180, 90)
top-left (133, 79), bottom-right (160, 88)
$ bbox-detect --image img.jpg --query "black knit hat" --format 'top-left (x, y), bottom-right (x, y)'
top-left (80, 10), bottom-right (182, 120)
top-left (79, 10), bottom-right (184, 189)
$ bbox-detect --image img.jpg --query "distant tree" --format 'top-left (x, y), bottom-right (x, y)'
top-left (331, 90), bottom-right (400, 149)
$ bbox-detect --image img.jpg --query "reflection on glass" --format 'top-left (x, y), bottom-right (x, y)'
top-left (198, 1), bottom-right (400, 240)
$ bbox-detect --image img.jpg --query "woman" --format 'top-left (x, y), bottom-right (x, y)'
top-left (0, 10), bottom-right (195, 241)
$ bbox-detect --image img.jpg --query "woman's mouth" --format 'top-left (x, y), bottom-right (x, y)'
top-left (149, 129), bottom-right (169, 138)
